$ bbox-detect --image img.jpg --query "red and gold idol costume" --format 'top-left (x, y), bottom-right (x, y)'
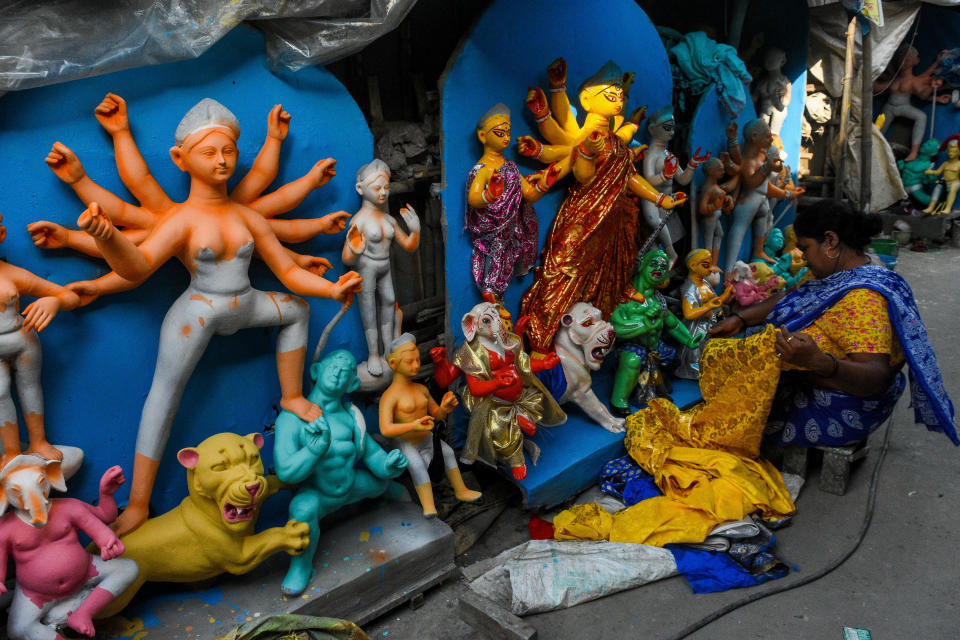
top-left (521, 136), bottom-right (640, 352)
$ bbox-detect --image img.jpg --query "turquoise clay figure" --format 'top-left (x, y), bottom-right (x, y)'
top-left (609, 250), bottom-right (705, 417)
top-left (753, 228), bottom-right (807, 289)
top-left (898, 138), bottom-right (941, 207)
top-left (274, 349), bottom-right (408, 596)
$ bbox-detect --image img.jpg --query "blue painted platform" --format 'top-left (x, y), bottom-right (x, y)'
top-left (510, 372), bottom-right (701, 509)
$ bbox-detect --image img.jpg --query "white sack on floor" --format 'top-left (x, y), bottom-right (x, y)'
top-left (462, 539), bottom-right (678, 615)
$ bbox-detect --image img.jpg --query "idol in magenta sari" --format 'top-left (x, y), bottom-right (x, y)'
top-left (464, 159), bottom-right (538, 297)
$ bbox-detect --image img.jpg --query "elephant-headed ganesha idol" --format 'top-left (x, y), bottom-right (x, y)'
top-left (432, 302), bottom-right (565, 480)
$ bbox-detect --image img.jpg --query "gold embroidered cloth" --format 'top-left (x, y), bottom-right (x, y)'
top-left (554, 326), bottom-right (796, 546)
top-left (453, 334), bottom-right (565, 468)
top-left (520, 136), bottom-right (639, 352)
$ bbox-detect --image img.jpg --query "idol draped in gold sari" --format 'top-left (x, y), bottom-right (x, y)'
top-left (520, 136), bottom-right (640, 352)
top-left (554, 326), bottom-right (796, 546)
top-left (453, 333), bottom-right (566, 469)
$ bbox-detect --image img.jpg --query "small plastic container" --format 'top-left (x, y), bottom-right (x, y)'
top-left (870, 237), bottom-right (899, 257)
top-left (892, 229), bottom-right (911, 246)
top-left (876, 253), bottom-right (898, 270)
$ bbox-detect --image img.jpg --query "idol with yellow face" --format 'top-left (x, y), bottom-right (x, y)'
top-left (674, 249), bottom-right (734, 380)
top-left (464, 104), bottom-right (559, 302)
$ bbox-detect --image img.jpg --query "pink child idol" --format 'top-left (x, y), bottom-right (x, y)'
top-left (0, 457), bottom-right (138, 639)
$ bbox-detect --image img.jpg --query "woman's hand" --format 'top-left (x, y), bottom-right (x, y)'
top-left (708, 315), bottom-right (744, 338)
top-left (775, 325), bottom-right (822, 368)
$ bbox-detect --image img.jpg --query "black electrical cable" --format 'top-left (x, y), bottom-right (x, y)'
top-left (664, 414), bottom-right (895, 640)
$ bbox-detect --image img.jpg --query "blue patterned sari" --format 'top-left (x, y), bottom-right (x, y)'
top-left (765, 265), bottom-right (957, 447)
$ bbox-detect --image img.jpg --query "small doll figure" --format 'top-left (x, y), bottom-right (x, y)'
top-left (379, 333), bottom-right (481, 518)
top-left (465, 104), bottom-right (559, 308)
top-left (726, 261), bottom-right (780, 308)
top-left (897, 137), bottom-right (941, 208)
top-left (274, 349), bottom-right (408, 596)
top-left (923, 134), bottom-right (960, 214)
top-left (753, 47), bottom-right (791, 136)
top-left (876, 47), bottom-right (950, 162)
top-left (0, 458), bottom-right (136, 639)
top-left (610, 250), bottom-right (705, 415)
top-left (698, 157), bottom-right (736, 267)
top-left (675, 249), bottom-right (735, 379)
top-left (0, 213), bottom-right (80, 467)
top-left (342, 159), bottom-right (420, 377)
top-left (782, 225), bottom-right (807, 276)
top-left (749, 262), bottom-right (786, 295)
top-left (753, 228), bottom-right (808, 290)
top-left (641, 105), bottom-right (710, 267)
top-left (515, 58), bottom-right (687, 353)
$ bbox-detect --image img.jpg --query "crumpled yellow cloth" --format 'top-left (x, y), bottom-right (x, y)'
top-left (554, 326), bottom-right (797, 546)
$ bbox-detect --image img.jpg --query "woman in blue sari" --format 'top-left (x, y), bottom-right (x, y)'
top-left (710, 199), bottom-right (956, 448)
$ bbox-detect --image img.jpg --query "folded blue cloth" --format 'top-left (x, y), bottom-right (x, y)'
top-left (668, 544), bottom-right (788, 594)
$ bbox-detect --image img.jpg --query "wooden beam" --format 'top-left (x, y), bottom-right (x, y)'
top-left (860, 26), bottom-right (873, 212)
top-left (836, 14), bottom-right (857, 199)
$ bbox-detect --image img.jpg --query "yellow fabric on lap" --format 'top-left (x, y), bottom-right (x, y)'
top-left (553, 325), bottom-right (796, 546)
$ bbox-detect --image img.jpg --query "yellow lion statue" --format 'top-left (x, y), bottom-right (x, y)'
top-left (99, 432), bottom-right (309, 617)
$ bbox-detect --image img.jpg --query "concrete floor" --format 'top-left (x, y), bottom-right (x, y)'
top-left (364, 245), bottom-right (960, 639)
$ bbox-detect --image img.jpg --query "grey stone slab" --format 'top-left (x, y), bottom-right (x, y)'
top-left (459, 591), bottom-right (538, 640)
top-left (104, 501), bottom-right (456, 639)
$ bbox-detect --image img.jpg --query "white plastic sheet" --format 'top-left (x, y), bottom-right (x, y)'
top-left (0, 0), bottom-right (417, 92)
top-left (462, 539), bottom-right (678, 615)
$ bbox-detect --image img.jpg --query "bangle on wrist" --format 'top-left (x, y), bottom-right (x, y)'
top-left (549, 85), bottom-right (566, 93)
top-left (534, 111), bottom-right (552, 123)
top-left (534, 179), bottom-right (548, 193)
top-left (481, 189), bottom-right (492, 204)
top-left (656, 192), bottom-right (667, 207)
top-left (824, 353), bottom-right (840, 378)
top-left (727, 138), bottom-right (740, 146)
top-left (578, 144), bottom-right (597, 161)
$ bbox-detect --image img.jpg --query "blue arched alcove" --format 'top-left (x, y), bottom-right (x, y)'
top-left (0, 26), bottom-right (373, 513)
top-left (439, 0), bottom-right (673, 506)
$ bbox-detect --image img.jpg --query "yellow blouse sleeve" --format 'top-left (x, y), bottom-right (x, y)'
top-left (816, 289), bottom-right (893, 355)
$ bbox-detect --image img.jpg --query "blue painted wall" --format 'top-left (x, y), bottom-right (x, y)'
top-left (0, 26), bottom-right (373, 512)
top-left (440, 0), bottom-right (673, 330)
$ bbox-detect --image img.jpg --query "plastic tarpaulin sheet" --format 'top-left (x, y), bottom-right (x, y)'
top-left (462, 539), bottom-right (678, 615)
top-left (0, 0), bottom-right (417, 92)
